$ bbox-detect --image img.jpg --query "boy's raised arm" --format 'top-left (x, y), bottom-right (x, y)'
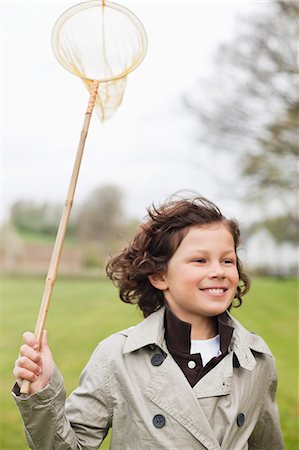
top-left (12, 334), bottom-right (111, 449)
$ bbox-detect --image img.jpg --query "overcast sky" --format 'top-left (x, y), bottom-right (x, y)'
top-left (1, 0), bottom-right (260, 223)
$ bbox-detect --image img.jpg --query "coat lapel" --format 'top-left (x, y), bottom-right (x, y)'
top-left (193, 352), bottom-right (233, 399)
top-left (145, 353), bottom-right (221, 450)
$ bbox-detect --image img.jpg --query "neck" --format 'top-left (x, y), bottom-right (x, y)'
top-left (190, 317), bottom-right (218, 340)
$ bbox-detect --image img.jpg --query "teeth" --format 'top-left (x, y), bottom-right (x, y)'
top-left (206, 288), bottom-right (224, 294)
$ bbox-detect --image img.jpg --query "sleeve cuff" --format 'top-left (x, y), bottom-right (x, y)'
top-left (11, 366), bottom-right (65, 408)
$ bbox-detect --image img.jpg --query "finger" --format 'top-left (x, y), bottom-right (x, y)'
top-left (16, 356), bottom-right (41, 376)
top-left (13, 366), bottom-right (38, 383)
top-left (22, 331), bottom-right (38, 350)
top-left (19, 344), bottom-right (41, 364)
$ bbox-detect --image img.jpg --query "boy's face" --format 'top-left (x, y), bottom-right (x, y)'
top-left (150, 223), bottom-right (239, 324)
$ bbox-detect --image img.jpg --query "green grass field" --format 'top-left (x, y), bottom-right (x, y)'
top-left (0, 276), bottom-right (298, 449)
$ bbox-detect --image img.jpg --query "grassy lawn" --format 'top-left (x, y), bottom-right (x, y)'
top-left (0, 275), bottom-right (297, 449)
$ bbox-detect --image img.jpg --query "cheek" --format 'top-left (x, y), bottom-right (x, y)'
top-left (182, 266), bottom-right (204, 282)
top-left (232, 268), bottom-right (240, 286)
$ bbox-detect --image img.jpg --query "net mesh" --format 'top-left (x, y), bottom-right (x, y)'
top-left (52, 0), bottom-right (147, 121)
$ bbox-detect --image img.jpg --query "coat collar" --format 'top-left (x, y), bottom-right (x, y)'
top-left (122, 307), bottom-right (273, 371)
top-left (122, 307), bottom-right (166, 354)
top-left (226, 311), bottom-right (273, 371)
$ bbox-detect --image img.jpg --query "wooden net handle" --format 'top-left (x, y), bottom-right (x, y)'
top-left (20, 80), bottom-right (100, 395)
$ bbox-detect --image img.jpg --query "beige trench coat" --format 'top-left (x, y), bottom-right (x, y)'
top-left (13, 307), bottom-right (284, 450)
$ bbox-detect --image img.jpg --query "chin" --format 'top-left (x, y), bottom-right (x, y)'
top-left (205, 305), bottom-right (230, 316)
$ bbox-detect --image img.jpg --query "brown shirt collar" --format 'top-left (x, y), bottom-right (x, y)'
top-left (164, 304), bottom-right (233, 356)
top-left (164, 304), bottom-right (234, 386)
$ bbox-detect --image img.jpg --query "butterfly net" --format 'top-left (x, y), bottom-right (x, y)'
top-left (52, 0), bottom-right (147, 121)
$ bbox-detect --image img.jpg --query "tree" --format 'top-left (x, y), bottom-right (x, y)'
top-left (9, 200), bottom-right (75, 237)
top-left (184, 1), bottom-right (298, 214)
top-left (76, 184), bottom-right (125, 242)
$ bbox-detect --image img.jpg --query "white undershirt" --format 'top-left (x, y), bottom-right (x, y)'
top-left (190, 334), bottom-right (221, 366)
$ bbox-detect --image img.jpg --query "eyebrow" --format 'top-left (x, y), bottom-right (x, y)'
top-left (191, 249), bottom-right (235, 254)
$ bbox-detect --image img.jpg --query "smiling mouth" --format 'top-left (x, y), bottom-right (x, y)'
top-left (200, 288), bottom-right (227, 295)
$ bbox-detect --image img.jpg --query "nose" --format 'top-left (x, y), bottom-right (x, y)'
top-left (208, 262), bottom-right (225, 278)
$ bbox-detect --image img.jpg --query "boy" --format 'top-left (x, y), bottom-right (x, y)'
top-left (13, 195), bottom-right (284, 449)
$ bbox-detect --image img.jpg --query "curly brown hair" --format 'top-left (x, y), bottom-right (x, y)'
top-left (106, 194), bottom-right (250, 317)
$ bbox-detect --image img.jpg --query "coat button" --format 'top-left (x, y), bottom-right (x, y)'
top-left (237, 413), bottom-right (245, 427)
top-left (153, 414), bottom-right (166, 428)
top-left (187, 360), bottom-right (196, 369)
top-left (151, 353), bottom-right (165, 366)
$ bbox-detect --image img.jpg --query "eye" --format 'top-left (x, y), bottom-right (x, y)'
top-left (223, 258), bottom-right (235, 265)
top-left (193, 258), bottom-right (206, 264)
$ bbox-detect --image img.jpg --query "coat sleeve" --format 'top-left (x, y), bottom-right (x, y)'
top-left (12, 344), bottom-right (113, 450)
top-left (248, 358), bottom-right (285, 450)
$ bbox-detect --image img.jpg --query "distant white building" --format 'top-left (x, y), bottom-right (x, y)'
top-left (243, 229), bottom-right (298, 276)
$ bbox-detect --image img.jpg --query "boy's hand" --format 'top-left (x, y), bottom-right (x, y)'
top-left (13, 330), bottom-right (55, 394)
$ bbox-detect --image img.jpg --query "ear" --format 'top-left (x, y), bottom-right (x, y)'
top-left (148, 273), bottom-right (168, 291)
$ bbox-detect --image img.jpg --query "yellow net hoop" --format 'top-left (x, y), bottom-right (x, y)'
top-left (52, 0), bottom-right (147, 121)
